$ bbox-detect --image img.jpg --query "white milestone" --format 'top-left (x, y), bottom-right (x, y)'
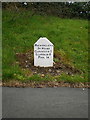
top-left (34, 37), bottom-right (54, 67)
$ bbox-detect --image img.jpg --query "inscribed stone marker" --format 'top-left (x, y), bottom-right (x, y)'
top-left (34, 37), bottom-right (54, 67)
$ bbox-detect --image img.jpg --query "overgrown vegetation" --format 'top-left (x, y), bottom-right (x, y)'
top-left (2, 9), bottom-right (88, 83)
top-left (3, 2), bottom-right (90, 19)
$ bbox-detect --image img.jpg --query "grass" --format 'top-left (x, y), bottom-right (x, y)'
top-left (2, 9), bottom-right (88, 83)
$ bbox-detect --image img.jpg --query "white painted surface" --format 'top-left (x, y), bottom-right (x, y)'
top-left (34, 37), bottom-right (54, 67)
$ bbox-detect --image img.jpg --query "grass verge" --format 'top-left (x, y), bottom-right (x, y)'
top-left (2, 9), bottom-right (88, 85)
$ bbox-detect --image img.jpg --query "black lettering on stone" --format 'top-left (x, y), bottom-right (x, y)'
top-left (38, 56), bottom-right (45, 59)
top-left (46, 56), bottom-right (49, 58)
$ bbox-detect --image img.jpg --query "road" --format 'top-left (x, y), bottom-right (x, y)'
top-left (2, 87), bottom-right (88, 118)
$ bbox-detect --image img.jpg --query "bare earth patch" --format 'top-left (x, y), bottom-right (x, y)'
top-left (16, 50), bottom-right (82, 76)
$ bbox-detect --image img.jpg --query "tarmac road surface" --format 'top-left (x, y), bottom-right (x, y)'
top-left (2, 87), bottom-right (88, 118)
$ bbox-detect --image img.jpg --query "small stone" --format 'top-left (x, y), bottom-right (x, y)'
top-left (24, 2), bottom-right (27, 5)
top-left (26, 65), bottom-right (29, 68)
top-left (55, 82), bottom-right (59, 86)
top-left (0, 82), bottom-right (2, 86)
top-left (49, 69), bottom-right (52, 72)
top-left (16, 61), bottom-right (19, 64)
top-left (16, 53), bottom-right (19, 55)
top-left (56, 70), bottom-right (60, 73)
top-left (54, 86), bottom-right (57, 88)
top-left (54, 79), bottom-right (57, 82)
top-left (34, 71), bottom-right (37, 74)
top-left (41, 74), bottom-right (45, 77)
top-left (83, 88), bottom-right (85, 90)
top-left (80, 83), bottom-right (84, 87)
top-left (37, 85), bottom-right (45, 88)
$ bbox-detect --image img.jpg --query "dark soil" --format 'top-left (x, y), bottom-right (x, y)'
top-left (16, 50), bottom-right (82, 76)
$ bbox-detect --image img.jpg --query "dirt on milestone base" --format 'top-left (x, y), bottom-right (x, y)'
top-left (16, 50), bottom-right (82, 76)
